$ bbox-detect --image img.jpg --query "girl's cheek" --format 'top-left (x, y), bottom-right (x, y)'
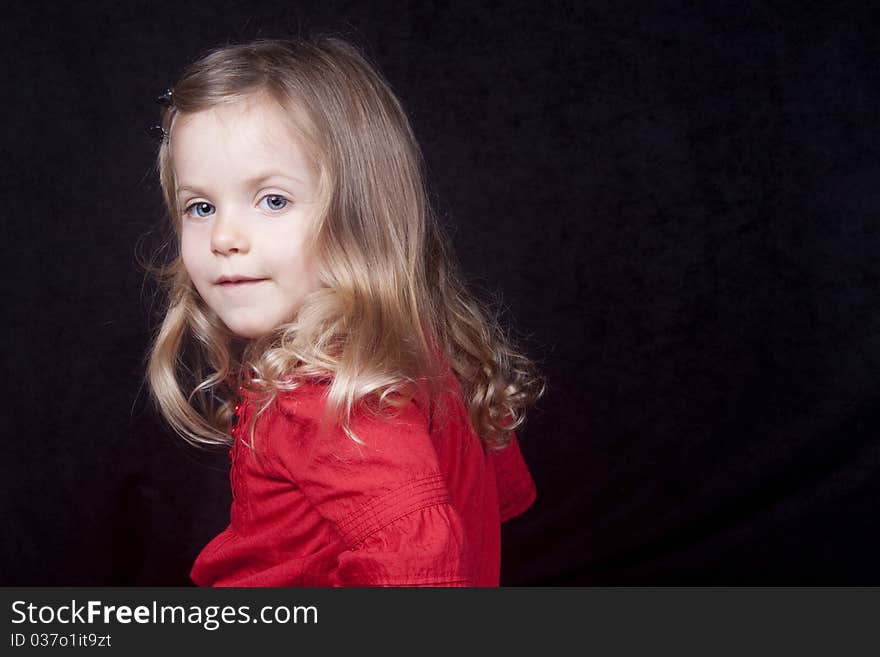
top-left (179, 236), bottom-right (205, 281)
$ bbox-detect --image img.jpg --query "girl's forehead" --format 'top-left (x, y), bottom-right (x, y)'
top-left (171, 95), bottom-right (318, 182)
top-left (175, 95), bottom-right (292, 144)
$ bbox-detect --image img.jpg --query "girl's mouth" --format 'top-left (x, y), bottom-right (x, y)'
top-left (216, 277), bottom-right (269, 287)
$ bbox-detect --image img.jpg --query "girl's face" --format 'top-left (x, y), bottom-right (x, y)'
top-left (172, 94), bottom-right (323, 339)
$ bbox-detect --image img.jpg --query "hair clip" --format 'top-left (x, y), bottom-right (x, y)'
top-left (149, 124), bottom-right (169, 142)
top-left (157, 87), bottom-right (174, 108)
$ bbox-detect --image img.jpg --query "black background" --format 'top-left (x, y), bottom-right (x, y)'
top-left (2, 1), bottom-right (879, 585)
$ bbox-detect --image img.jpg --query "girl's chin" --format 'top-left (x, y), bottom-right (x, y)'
top-left (221, 320), bottom-right (275, 341)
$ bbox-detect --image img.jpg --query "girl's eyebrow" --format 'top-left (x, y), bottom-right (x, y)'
top-left (176, 171), bottom-right (303, 195)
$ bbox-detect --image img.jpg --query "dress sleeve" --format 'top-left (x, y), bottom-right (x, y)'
top-left (491, 432), bottom-right (538, 522)
top-left (264, 384), bottom-right (470, 586)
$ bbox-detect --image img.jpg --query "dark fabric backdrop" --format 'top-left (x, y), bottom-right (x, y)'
top-left (2, 1), bottom-right (879, 585)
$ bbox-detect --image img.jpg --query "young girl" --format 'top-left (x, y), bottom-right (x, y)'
top-left (148, 35), bottom-right (545, 587)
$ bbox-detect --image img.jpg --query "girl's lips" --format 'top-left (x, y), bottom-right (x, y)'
top-left (217, 278), bottom-right (268, 287)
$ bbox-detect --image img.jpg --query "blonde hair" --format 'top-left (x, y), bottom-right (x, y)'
top-left (147, 35), bottom-right (545, 450)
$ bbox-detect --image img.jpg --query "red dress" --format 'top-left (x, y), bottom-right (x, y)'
top-left (190, 371), bottom-right (537, 587)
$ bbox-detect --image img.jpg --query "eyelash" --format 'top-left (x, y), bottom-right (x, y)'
top-left (182, 194), bottom-right (291, 219)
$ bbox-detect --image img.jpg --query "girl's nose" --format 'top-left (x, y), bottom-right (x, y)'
top-left (210, 213), bottom-right (250, 255)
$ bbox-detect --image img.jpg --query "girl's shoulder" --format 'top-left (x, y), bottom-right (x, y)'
top-left (270, 379), bottom-right (431, 438)
top-left (272, 379), bottom-right (333, 419)
top-left (261, 379), bottom-right (442, 481)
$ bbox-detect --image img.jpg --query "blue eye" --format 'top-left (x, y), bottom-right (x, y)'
top-left (185, 201), bottom-right (215, 219)
top-left (261, 194), bottom-right (289, 211)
